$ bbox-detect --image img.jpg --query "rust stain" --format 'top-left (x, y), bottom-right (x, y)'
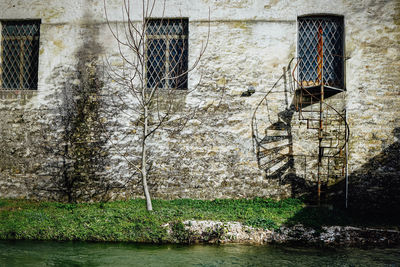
top-left (36, 7), bottom-right (65, 22)
top-left (53, 40), bottom-right (65, 49)
top-left (232, 21), bottom-right (248, 30)
top-left (264, 0), bottom-right (280, 9)
top-left (217, 77), bottom-right (227, 86)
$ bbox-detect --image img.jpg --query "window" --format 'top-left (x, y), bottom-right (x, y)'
top-left (298, 16), bottom-right (344, 89)
top-left (146, 18), bottom-right (188, 89)
top-left (0, 20), bottom-right (40, 90)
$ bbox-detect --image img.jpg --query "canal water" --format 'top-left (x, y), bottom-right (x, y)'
top-left (0, 240), bottom-right (399, 266)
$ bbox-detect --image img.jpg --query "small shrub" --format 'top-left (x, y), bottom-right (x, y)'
top-left (202, 224), bottom-right (226, 242)
top-left (170, 220), bottom-right (192, 243)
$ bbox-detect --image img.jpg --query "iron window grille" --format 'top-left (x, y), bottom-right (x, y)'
top-left (146, 18), bottom-right (188, 89)
top-left (298, 16), bottom-right (344, 89)
top-left (0, 21), bottom-right (40, 90)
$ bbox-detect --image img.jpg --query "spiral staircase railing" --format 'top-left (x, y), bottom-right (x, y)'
top-left (251, 56), bottom-right (350, 205)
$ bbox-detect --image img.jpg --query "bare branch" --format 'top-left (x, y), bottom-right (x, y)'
top-left (104, 0), bottom-right (210, 211)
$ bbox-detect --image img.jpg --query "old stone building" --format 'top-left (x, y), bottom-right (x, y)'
top-left (0, 0), bottom-right (399, 209)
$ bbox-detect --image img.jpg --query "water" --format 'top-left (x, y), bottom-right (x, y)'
top-left (0, 240), bottom-right (399, 267)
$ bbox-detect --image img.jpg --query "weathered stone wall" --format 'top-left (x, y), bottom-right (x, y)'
top-left (0, 0), bottom-right (399, 207)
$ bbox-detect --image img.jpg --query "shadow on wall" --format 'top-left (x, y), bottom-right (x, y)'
top-left (31, 11), bottom-right (126, 202)
top-left (261, 105), bottom-right (316, 199)
top-left (347, 127), bottom-right (400, 214)
top-left (253, 66), bottom-right (321, 201)
top-left (280, 129), bottom-right (400, 230)
top-left (265, 123), bottom-right (400, 216)
top-left (254, 64), bottom-right (399, 213)
top-left (324, 128), bottom-right (400, 212)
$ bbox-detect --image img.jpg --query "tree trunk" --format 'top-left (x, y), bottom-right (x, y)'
top-left (141, 105), bottom-right (153, 211)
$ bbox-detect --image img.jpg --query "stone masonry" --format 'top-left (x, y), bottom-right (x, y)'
top-left (0, 0), bottom-right (399, 209)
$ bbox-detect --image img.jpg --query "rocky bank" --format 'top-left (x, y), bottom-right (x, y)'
top-left (165, 220), bottom-right (400, 247)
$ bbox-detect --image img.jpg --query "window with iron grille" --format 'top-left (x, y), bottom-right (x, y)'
top-left (0, 20), bottom-right (40, 90)
top-left (298, 16), bottom-right (344, 89)
top-left (146, 18), bottom-right (188, 89)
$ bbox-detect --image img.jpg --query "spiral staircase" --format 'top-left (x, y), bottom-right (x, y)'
top-left (251, 57), bottom-right (349, 205)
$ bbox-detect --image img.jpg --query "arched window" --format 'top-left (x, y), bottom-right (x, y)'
top-left (298, 15), bottom-right (344, 90)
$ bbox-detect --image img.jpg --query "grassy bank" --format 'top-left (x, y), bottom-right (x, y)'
top-left (0, 198), bottom-right (397, 242)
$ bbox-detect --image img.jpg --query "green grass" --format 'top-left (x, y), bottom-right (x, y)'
top-left (0, 198), bottom-right (397, 242)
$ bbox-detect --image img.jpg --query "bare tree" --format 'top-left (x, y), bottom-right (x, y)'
top-left (103, 0), bottom-right (209, 210)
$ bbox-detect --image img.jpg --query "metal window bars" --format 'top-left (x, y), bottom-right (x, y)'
top-left (298, 16), bottom-right (344, 89)
top-left (146, 19), bottom-right (188, 89)
top-left (0, 21), bottom-right (40, 90)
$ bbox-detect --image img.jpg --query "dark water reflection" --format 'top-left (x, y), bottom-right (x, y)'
top-left (0, 240), bottom-right (399, 267)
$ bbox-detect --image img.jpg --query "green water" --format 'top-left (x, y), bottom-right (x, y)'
top-left (0, 241), bottom-right (399, 267)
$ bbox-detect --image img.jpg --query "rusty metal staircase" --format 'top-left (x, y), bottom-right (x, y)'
top-left (294, 73), bottom-right (349, 204)
top-left (251, 57), bottom-right (349, 205)
top-left (252, 16), bottom-right (350, 205)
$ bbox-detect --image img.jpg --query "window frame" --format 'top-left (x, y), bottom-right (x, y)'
top-left (297, 15), bottom-right (345, 90)
top-left (145, 18), bottom-right (189, 90)
top-left (0, 20), bottom-right (41, 91)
